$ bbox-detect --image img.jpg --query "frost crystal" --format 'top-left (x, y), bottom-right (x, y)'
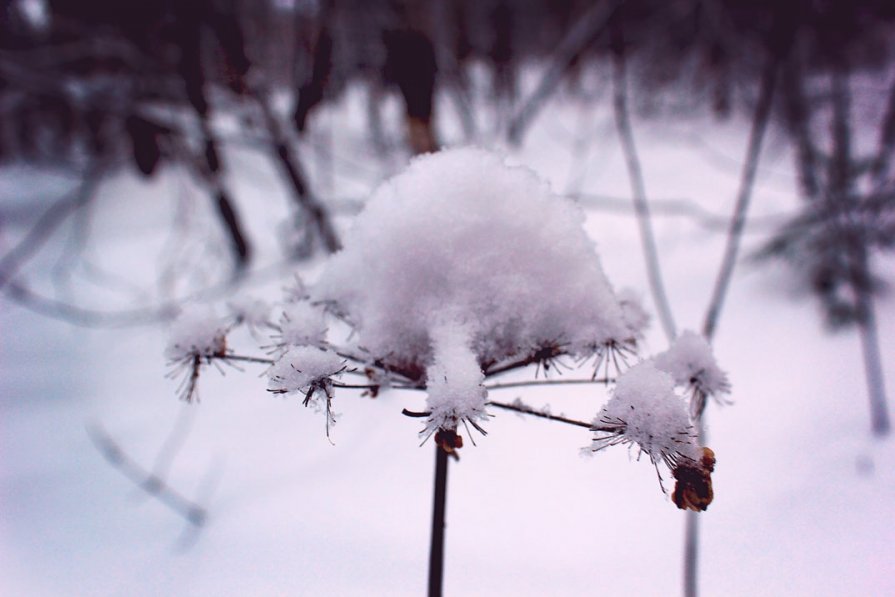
top-left (165, 306), bottom-right (228, 362)
top-left (313, 147), bottom-right (633, 377)
top-left (591, 361), bottom-right (700, 467)
top-left (423, 324), bottom-right (489, 437)
top-left (275, 301), bottom-right (328, 350)
top-left (228, 296), bottom-right (272, 329)
top-left (616, 288), bottom-right (650, 340)
top-left (653, 330), bottom-right (730, 417)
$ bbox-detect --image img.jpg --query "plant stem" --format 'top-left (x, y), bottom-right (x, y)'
top-left (487, 400), bottom-right (592, 428)
top-left (611, 35), bottom-right (677, 343)
top-left (428, 444), bottom-right (449, 597)
top-left (507, 0), bottom-right (623, 145)
top-left (858, 292), bottom-right (891, 437)
top-left (701, 51), bottom-right (779, 341)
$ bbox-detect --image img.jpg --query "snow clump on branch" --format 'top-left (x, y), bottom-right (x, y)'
top-left (653, 330), bottom-right (730, 417)
top-left (165, 306), bottom-right (228, 363)
top-left (591, 361), bottom-right (700, 468)
top-left (313, 147), bottom-right (642, 384)
top-left (422, 323), bottom-right (489, 438)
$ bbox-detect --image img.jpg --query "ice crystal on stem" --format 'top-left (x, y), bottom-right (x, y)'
top-left (272, 301), bottom-right (328, 353)
top-left (653, 330), bottom-right (731, 418)
top-left (227, 296), bottom-right (273, 333)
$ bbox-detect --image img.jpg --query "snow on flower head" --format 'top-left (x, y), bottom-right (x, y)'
top-left (166, 306), bottom-right (228, 362)
top-left (313, 147), bottom-right (633, 377)
top-left (591, 361), bottom-right (700, 468)
top-left (268, 346), bottom-right (345, 396)
top-left (422, 323), bottom-right (489, 439)
top-left (653, 330), bottom-right (730, 417)
top-left (268, 346), bottom-right (346, 436)
top-left (165, 305), bottom-right (229, 402)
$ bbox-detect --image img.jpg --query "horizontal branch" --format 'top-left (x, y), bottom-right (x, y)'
top-left (484, 378), bottom-right (609, 391)
top-left (487, 400), bottom-right (592, 429)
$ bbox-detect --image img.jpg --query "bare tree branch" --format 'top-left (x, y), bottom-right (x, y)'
top-left (507, 0), bottom-right (624, 145)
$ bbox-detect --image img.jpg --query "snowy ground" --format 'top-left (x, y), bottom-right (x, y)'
top-left (2, 72), bottom-right (894, 596)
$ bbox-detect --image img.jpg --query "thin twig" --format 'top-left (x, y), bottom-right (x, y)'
top-left (611, 39), bottom-right (677, 343)
top-left (487, 400), bottom-right (592, 429)
top-left (250, 84), bottom-right (342, 254)
top-left (87, 424), bottom-right (207, 527)
top-left (484, 378), bottom-right (610, 391)
top-left (0, 162), bottom-right (105, 291)
top-left (507, 0), bottom-right (624, 144)
top-left (701, 53), bottom-right (780, 341)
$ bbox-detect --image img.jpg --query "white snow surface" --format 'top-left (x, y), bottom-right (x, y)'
top-left (313, 147), bottom-right (639, 372)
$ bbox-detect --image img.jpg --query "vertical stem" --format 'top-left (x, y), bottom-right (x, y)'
top-left (612, 35), bottom-right (678, 343)
top-left (507, 0), bottom-right (623, 145)
top-left (683, 508), bottom-right (700, 597)
top-left (428, 445), bottom-right (449, 597)
top-left (691, 46), bottom-right (782, 597)
top-left (858, 293), bottom-right (891, 437)
top-left (701, 55), bottom-right (778, 340)
top-left (683, 417), bottom-right (706, 597)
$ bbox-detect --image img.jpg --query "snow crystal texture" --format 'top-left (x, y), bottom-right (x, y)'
top-left (313, 147), bottom-right (637, 373)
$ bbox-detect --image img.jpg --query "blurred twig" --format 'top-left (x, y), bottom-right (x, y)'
top-left (571, 193), bottom-right (790, 231)
top-left (611, 33), bottom-right (677, 343)
top-left (507, 0), bottom-right (624, 145)
top-left (0, 161), bottom-right (105, 291)
top-left (87, 423), bottom-right (207, 528)
top-left (701, 49), bottom-right (780, 341)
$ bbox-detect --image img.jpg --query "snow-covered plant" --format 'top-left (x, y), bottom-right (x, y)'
top-left (591, 361), bottom-right (700, 468)
top-left (165, 306), bottom-right (230, 402)
top-left (589, 360), bottom-right (718, 511)
top-left (163, 147), bottom-right (724, 511)
top-left (312, 147), bottom-right (641, 386)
